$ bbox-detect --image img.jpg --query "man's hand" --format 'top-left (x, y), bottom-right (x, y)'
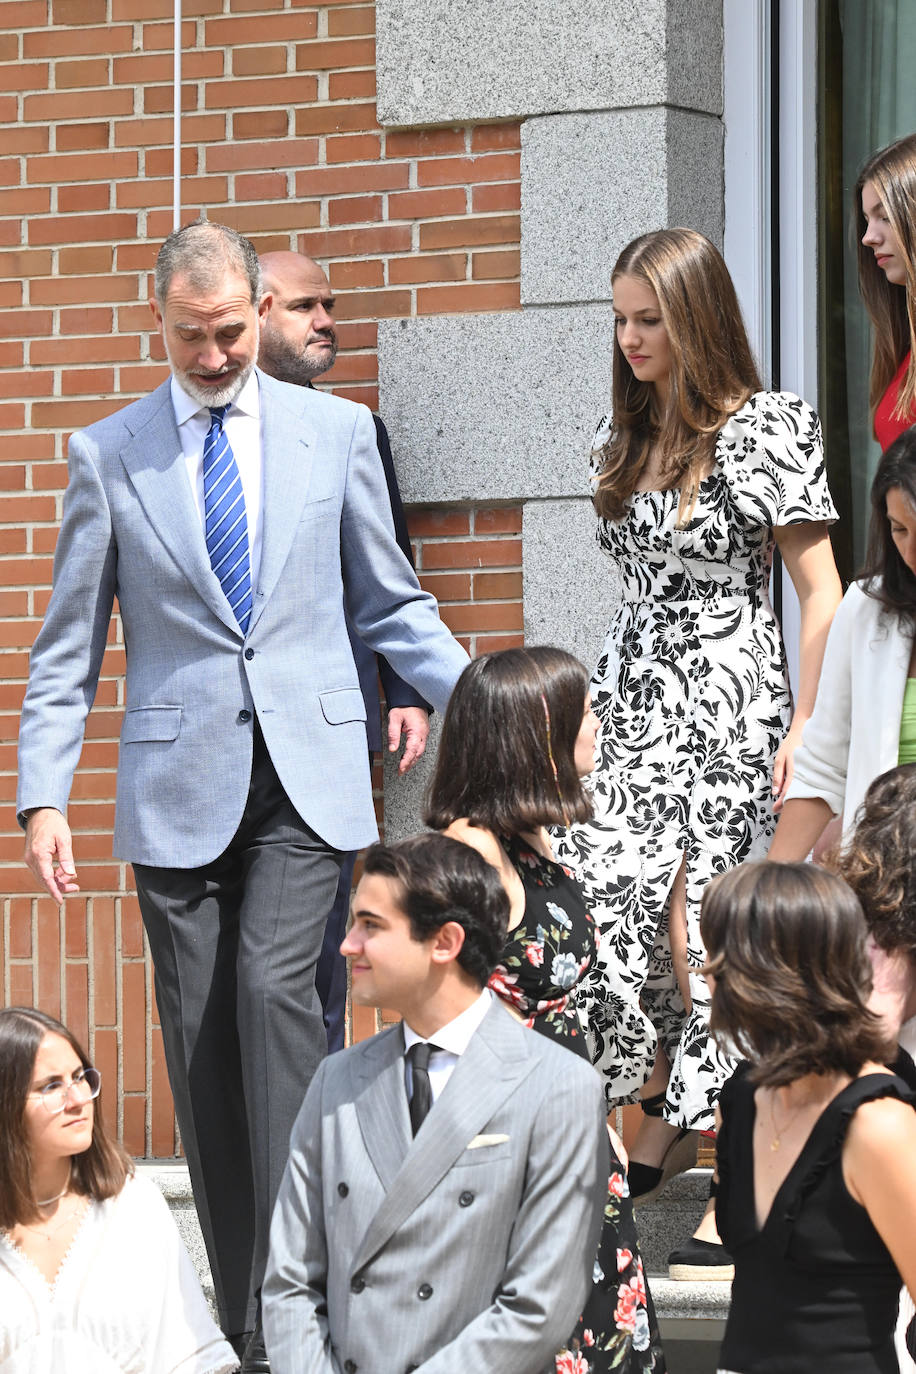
top-left (386, 707), bottom-right (430, 774)
top-left (24, 808), bottom-right (79, 903)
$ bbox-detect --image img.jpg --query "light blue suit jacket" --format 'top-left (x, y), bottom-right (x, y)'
top-left (17, 371), bottom-right (469, 865)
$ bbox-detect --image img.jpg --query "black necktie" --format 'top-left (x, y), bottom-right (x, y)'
top-left (407, 1041), bottom-right (433, 1135)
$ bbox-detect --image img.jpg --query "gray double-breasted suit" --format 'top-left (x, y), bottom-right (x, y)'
top-left (263, 1000), bottom-right (610, 1374)
top-left (16, 369), bottom-right (469, 1331)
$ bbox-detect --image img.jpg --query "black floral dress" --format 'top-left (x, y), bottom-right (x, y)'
top-left (489, 835), bottom-right (666, 1374)
top-left (554, 392), bottom-right (837, 1132)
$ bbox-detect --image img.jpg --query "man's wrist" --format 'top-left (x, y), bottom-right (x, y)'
top-left (18, 805), bottom-right (54, 830)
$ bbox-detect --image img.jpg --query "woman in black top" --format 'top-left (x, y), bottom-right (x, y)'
top-left (703, 861), bottom-right (916, 1373)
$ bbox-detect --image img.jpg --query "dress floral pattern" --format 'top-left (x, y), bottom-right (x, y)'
top-left (490, 836), bottom-right (665, 1374)
top-left (554, 392), bottom-right (837, 1131)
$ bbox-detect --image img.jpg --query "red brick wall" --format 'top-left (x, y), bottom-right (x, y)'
top-left (0, 0), bottom-right (522, 1155)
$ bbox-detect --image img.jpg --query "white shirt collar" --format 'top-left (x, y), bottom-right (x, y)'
top-left (170, 368), bottom-right (261, 428)
top-left (403, 988), bottom-right (493, 1058)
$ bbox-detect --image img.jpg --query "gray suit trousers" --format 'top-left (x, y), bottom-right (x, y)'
top-left (134, 722), bottom-right (343, 1333)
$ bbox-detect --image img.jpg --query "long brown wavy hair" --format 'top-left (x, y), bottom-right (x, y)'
top-left (593, 228), bottom-right (761, 526)
top-left (854, 134), bottom-right (916, 426)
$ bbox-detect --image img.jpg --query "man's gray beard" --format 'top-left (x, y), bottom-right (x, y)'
top-left (173, 360), bottom-right (253, 410)
top-left (258, 331), bottom-right (337, 386)
top-left (164, 333), bottom-right (255, 410)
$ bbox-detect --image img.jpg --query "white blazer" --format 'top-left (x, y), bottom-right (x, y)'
top-left (787, 579), bottom-right (912, 832)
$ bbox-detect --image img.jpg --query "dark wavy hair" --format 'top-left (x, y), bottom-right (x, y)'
top-left (854, 134), bottom-right (916, 424)
top-left (0, 1007), bottom-right (131, 1229)
top-left (701, 862), bottom-right (891, 1087)
top-left (827, 764), bottom-right (916, 960)
top-left (424, 645), bottom-right (593, 835)
top-left (361, 833), bottom-right (510, 987)
top-left (593, 227), bottom-right (761, 526)
top-left (860, 426), bottom-right (916, 626)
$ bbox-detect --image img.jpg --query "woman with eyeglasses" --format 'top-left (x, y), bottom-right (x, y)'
top-left (0, 1006), bottom-right (237, 1373)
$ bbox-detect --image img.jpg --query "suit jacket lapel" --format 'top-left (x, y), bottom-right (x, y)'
top-left (118, 380), bottom-right (241, 635)
top-left (251, 370), bottom-right (317, 633)
top-left (352, 1026), bottom-right (413, 1194)
top-left (352, 1003), bottom-right (535, 1272)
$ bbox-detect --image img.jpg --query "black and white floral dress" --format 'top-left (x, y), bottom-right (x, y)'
top-left (555, 393), bottom-right (837, 1131)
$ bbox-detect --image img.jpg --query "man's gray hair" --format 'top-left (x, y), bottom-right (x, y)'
top-left (154, 220), bottom-right (263, 304)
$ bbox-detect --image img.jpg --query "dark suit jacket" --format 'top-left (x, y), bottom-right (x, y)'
top-left (347, 414), bottom-right (429, 752)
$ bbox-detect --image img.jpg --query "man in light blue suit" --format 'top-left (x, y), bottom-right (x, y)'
top-left (16, 221), bottom-right (469, 1367)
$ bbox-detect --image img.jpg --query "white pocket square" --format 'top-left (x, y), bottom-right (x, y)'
top-left (467, 1133), bottom-right (509, 1149)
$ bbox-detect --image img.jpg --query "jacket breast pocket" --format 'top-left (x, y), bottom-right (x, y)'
top-left (452, 1138), bottom-right (514, 1168)
top-left (319, 688), bottom-right (367, 725)
top-left (121, 706), bottom-right (182, 743)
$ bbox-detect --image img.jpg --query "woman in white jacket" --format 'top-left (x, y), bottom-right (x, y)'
top-left (770, 428), bottom-right (916, 859)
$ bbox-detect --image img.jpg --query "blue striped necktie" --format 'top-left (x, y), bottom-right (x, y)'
top-left (203, 405), bottom-right (252, 634)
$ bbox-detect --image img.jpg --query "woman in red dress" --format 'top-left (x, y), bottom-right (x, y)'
top-left (857, 134), bottom-right (916, 451)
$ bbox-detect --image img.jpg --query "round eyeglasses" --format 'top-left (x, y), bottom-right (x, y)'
top-left (30, 1066), bottom-right (101, 1115)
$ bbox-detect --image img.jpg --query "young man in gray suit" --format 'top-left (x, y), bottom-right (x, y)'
top-left (263, 833), bottom-right (609, 1374)
top-left (16, 221), bottom-right (469, 1367)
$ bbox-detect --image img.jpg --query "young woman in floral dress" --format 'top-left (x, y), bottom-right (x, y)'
top-left (426, 645), bottom-right (665, 1374)
top-left (554, 228), bottom-right (842, 1273)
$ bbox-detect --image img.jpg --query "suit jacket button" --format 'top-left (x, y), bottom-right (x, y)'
top-left (238, 709), bottom-right (252, 723)
top-left (417, 1283), bottom-right (433, 1300)
top-left (344, 1362), bottom-right (357, 1373)
top-left (350, 1275), bottom-right (365, 1293)
top-left (338, 1182), bottom-right (349, 1197)
top-left (459, 1190), bottom-right (475, 1207)
top-left (244, 648), bottom-right (255, 660)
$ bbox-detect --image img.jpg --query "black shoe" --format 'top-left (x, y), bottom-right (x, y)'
top-left (627, 1127), bottom-right (699, 1205)
top-left (240, 1322), bottom-right (270, 1373)
top-left (667, 1235), bottom-right (735, 1281)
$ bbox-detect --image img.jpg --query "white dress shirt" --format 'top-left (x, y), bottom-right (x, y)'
top-left (403, 988), bottom-right (493, 1104)
top-left (170, 371), bottom-right (264, 588)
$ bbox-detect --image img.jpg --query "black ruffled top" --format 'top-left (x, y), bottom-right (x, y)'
top-left (716, 1061), bottom-right (915, 1373)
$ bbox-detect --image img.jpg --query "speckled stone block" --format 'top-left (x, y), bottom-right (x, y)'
top-left (521, 108), bottom-right (724, 305)
top-left (376, 0), bottom-right (722, 127)
top-left (378, 306), bottom-right (615, 504)
top-left (522, 497), bottom-right (614, 673)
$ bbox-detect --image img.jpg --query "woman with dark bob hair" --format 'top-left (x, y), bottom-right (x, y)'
top-left (426, 645), bottom-right (666, 1374)
top-left (705, 862), bottom-right (916, 1374)
top-left (0, 1006), bottom-right (237, 1372)
top-left (772, 428), bottom-right (916, 861)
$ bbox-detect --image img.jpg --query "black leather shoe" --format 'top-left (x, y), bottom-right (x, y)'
top-left (240, 1322), bottom-right (270, 1373)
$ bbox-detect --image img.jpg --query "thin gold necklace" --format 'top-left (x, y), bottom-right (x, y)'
top-left (20, 1196), bottom-right (86, 1243)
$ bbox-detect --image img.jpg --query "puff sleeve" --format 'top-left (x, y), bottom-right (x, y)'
top-left (716, 391), bottom-right (838, 528)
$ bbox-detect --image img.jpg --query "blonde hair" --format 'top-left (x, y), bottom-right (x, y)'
top-left (593, 228), bottom-right (761, 525)
top-left (855, 134), bottom-right (916, 426)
